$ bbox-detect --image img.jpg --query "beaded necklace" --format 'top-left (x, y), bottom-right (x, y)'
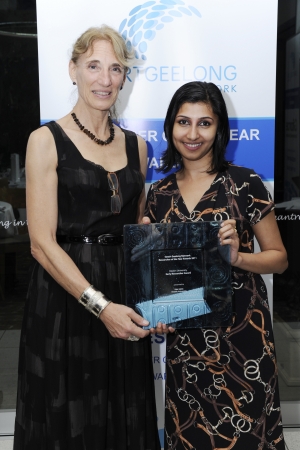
top-left (71, 112), bottom-right (115, 146)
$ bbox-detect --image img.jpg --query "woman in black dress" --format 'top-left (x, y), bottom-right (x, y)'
top-left (145, 81), bottom-right (288, 449)
top-left (13, 26), bottom-right (161, 450)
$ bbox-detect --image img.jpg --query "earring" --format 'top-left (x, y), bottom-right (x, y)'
top-left (120, 85), bottom-right (123, 90)
top-left (73, 81), bottom-right (76, 85)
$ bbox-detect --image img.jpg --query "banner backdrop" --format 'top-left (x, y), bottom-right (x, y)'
top-left (36, 1), bottom-right (278, 446)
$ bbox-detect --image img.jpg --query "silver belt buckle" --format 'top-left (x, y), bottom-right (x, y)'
top-left (97, 234), bottom-right (114, 245)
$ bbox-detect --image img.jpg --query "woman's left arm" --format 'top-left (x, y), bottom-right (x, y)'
top-left (136, 135), bottom-right (148, 223)
top-left (134, 139), bottom-right (175, 334)
top-left (219, 212), bottom-right (288, 274)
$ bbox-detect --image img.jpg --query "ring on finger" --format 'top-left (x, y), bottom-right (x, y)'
top-left (127, 334), bottom-right (140, 341)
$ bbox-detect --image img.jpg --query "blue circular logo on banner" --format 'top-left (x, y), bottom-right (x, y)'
top-left (119, 0), bottom-right (201, 60)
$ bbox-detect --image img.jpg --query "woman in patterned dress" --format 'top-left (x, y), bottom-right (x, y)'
top-left (144, 81), bottom-right (288, 449)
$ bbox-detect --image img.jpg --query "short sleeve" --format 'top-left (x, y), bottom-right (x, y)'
top-left (144, 183), bottom-right (157, 222)
top-left (247, 170), bottom-right (274, 225)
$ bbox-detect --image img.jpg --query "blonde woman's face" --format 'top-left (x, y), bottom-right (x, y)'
top-left (69, 40), bottom-right (126, 112)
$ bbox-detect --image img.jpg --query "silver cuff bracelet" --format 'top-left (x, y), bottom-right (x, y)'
top-left (78, 285), bottom-right (111, 318)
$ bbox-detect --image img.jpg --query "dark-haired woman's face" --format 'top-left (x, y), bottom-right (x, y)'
top-left (172, 102), bottom-right (218, 165)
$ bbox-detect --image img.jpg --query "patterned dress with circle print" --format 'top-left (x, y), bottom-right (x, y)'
top-left (145, 165), bottom-right (285, 450)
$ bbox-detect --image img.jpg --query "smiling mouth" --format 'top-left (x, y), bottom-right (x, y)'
top-left (183, 142), bottom-right (202, 149)
top-left (92, 90), bottom-right (111, 97)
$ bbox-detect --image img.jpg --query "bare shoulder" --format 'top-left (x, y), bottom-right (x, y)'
top-left (137, 134), bottom-right (147, 152)
top-left (26, 125), bottom-right (57, 168)
top-left (137, 134), bottom-right (147, 173)
top-left (28, 125), bottom-right (54, 148)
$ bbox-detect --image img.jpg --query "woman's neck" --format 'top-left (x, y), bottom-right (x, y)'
top-left (72, 102), bottom-right (110, 136)
top-left (177, 159), bottom-right (214, 182)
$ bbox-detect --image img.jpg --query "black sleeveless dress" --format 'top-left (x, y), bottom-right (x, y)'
top-left (13, 122), bottom-right (160, 450)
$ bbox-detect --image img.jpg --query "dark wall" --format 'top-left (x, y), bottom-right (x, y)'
top-left (0, 1), bottom-right (40, 171)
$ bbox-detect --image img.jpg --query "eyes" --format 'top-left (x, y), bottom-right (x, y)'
top-left (176, 118), bottom-right (212, 127)
top-left (87, 63), bottom-right (124, 75)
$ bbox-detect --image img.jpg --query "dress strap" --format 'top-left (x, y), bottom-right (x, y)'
top-left (122, 128), bottom-right (141, 171)
top-left (42, 121), bottom-right (63, 139)
top-left (42, 121), bottom-right (66, 162)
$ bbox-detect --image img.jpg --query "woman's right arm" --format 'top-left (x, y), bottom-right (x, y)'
top-left (26, 127), bottom-right (89, 299)
top-left (26, 127), bottom-right (150, 339)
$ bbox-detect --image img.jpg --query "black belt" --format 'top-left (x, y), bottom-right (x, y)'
top-left (56, 234), bottom-right (123, 245)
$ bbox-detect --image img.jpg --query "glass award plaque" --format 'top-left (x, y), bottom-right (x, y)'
top-left (123, 221), bottom-right (232, 329)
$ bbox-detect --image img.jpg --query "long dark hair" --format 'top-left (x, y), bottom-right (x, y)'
top-left (160, 81), bottom-right (230, 173)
